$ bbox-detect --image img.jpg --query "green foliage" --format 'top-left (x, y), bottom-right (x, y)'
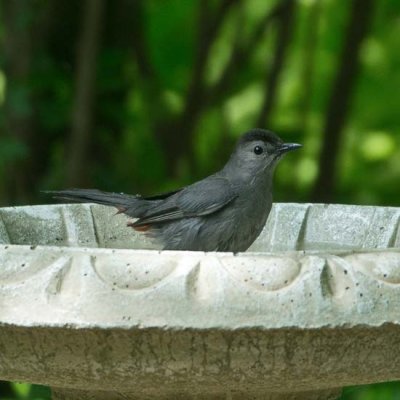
top-left (0, 382), bottom-right (50, 400)
top-left (341, 382), bottom-right (400, 400)
top-left (0, 0), bottom-right (399, 205)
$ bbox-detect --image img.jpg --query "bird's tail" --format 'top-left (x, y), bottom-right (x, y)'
top-left (45, 189), bottom-right (144, 214)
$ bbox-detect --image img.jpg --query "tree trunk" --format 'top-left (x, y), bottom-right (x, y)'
top-left (1, 0), bottom-right (34, 204)
top-left (297, 0), bottom-right (321, 135)
top-left (66, 0), bottom-right (105, 187)
top-left (0, 381), bottom-right (14, 397)
top-left (257, 0), bottom-right (295, 127)
top-left (311, 0), bottom-right (374, 202)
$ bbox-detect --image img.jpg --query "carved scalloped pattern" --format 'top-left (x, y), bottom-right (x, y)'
top-left (1, 246), bottom-right (400, 306)
top-left (220, 255), bottom-right (301, 291)
top-left (91, 252), bottom-right (179, 290)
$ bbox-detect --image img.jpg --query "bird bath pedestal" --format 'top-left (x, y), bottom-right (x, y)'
top-left (0, 203), bottom-right (400, 400)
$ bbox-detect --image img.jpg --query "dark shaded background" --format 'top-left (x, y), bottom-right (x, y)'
top-left (0, 0), bottom-right (399, 398)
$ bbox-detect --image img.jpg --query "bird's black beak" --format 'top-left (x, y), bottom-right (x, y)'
top-left (277, 142), bottom-right (302, 155)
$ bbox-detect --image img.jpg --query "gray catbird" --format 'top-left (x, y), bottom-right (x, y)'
top-left (49, 129), bottom-right (301, 251)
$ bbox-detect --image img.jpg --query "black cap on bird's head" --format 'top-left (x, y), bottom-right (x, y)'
top-left (222, 128), bottom-right (302, 182)
top-left (222, 128), bottom-right (302, 181)
top-left (229, 128), bottom-right (301, 170)
top-left (237, 128), bottom-right (302, 157)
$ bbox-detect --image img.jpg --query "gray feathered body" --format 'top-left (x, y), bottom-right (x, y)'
top-left (49, 129), bottom-right (300, 252)
top-left (52, 171), bottom-right (273, 252)
top-left (147, 171), bottom-right (273, 251)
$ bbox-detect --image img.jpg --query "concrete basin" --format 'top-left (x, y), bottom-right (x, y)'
top-left (0, 203), bottom-right (399, 399)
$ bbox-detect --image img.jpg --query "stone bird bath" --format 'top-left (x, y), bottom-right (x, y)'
top-left (0, 203), bottom-right (400, 399)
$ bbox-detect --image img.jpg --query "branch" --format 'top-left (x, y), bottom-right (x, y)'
top-left (206, 0), bottom-right (287, 106)
top-left (179, 0), bottom-right (240, 136)
top-left (154, 0), bottom-right (239, 177)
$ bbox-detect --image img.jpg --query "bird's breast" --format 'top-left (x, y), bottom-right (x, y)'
top-left (224, 186), bottom-right (272, 251)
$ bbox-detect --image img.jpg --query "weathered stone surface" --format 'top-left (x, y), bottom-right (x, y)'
top-left (250, 203), bottom-right (400, 251)
top-left (0, 203), bottom-right (400, 399)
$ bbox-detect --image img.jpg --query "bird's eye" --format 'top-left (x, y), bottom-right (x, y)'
top-left (253, 145), bottom-right (264, 155)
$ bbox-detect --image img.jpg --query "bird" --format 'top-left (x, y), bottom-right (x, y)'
top-left (48, 129), bottom-right (301, 252)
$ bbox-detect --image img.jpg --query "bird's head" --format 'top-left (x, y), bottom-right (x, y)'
top-left (225, 128), bottom-right (302, 180)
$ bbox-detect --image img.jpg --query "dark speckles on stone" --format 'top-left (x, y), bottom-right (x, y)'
top-left (346, 287), bottom-right (350, 290)
top-left (344, 270), bottom-right (348, 275)
top-left (360, 293), bottom-right (363, 297)
top-left (21, 264), bottom-right (25, 267)
top-left (284, 280), bottom-right (288, 284)
top-left (145, 271), bottom-right (149, 274)
top-left (383, 274), bottom-right (387, 278)
top-left (30, 245), bottom-right (36, 250)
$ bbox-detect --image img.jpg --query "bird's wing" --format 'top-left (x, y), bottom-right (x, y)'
top-left (131, 176), bottom-right (237, 227)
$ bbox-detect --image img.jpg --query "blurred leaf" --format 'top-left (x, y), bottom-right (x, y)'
top-left (360, 131), bottom-right (396, 161)
top-left (28, 384), bottom-right (51, 399)
top-left (11, 382), bottom-right (30, 397)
